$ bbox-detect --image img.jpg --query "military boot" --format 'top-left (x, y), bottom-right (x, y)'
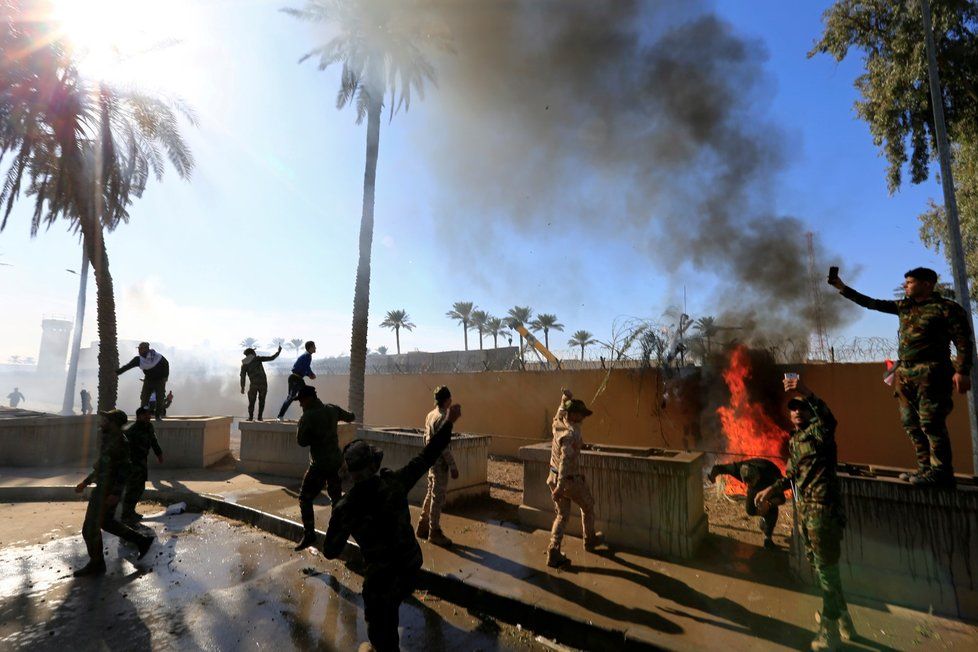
top-left (910, 468), bottom-right (956, 488)
top-left (898, 466), bottom-right (929, 482)
top-left (294, 530), bottom-right (317, 551)
top-left (73, 561), bottom-right (107, 577)
top-left (415, 518), bottom-right (430, 541)
top-left (137, 535), bottom-right (154, 560)
top-left (428, 528), bottom-right (453, 547)
top-left (816, 609), bottom-right (855, 641)
top-left (584, 531), bottom-right (605, 552)
top-left (810, 615), bottom-right (841, 651)
top-left (546, 547), bottom-right (570, 568)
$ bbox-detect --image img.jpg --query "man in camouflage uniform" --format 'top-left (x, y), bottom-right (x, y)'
top-left (323, 403), bottom-right (462, 652)
top-left (240, 345), bottom-right (281, 421)
top-left (708, 457), bottom-right (785, 549)
top-left (73, 409), bottom-right (154, 577)
top-left (120, 407), bottom-right (164, 523)
top-left (756, 376), bottom-right (853, 651)
top-left (293, 385), bottom-right (356, 551)
top-left (546, 389), bottom-right (604, 568)
top-left (831, 267), bottom-right (974, 486)
top-left (416, 385), bottom-right (459, 547)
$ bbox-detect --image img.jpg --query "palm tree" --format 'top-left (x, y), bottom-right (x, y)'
top-left (379, 308), bottom-right (415, 354)
top-left (568, 330), bottom-right (598, 361)
top-left (694, 316), bottom-right (720, 357)
top-left (376, 345), bottom-right (389, 355)
top-left (469, 310), bottom-right (489, 350)
top-left (506, 306), bottom-right (533, 361)
top-left (289, 338), bottom-right (305, 355)
top-left (270, 337), bottom-right (287, 350)
top-left (285, 0), bottom-right (450, 421)
top-left (1, 16), bottom-right (194, 411)
top-left (484, 316), bottom-right (508, 349)
top-left (446, 301), bottom-right (476, 351)
top-left (530, 313), bottom-right (564, 350)
top-left (240, 337), bottom-right (260, 350)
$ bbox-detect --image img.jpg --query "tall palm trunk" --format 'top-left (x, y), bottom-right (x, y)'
top-left (543, 329), bottom-right (550, 350)
top-left (580, 344), bottom-right (585, 361)
top-left (477, 327), bottom-right (483, 350)
top-left (395, 326), bottom-right (401, 355)
top-left (347, 91), bottom-right (382, 421)
top-left (81, 221), bottom-right (119, 412)
top-left (493, 333), bottom-right (498, 348)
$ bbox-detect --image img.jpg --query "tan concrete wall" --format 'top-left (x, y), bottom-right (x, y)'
top-left (308, 363), bottom-right (975, 474)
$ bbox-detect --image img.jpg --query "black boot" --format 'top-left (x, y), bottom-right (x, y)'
top-left (73, 561), bottom-right (107, 577)
top-left (294, 530), bottom-right (316, 551)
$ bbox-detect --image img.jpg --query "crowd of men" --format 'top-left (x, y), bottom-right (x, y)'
top-left (67, 265), bottom-right (971, 652)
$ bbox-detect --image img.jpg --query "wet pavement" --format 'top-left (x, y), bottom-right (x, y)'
top-left (3, 469), bottom-right (978, 651)
top-left (0, 502), bottom-right (554, 651)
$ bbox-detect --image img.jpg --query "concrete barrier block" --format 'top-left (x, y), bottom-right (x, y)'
top-left (238, 421), bottom-right (358, 477)
top-left (518, 443), bottom-right (705, 559)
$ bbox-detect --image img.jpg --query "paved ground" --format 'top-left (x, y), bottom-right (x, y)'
top-left (0, 502), bottom-right (555, 651)
top-left (2, 468), bottom-right (976, 651)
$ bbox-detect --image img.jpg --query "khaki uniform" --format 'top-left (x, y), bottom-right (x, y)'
top-left (548, 399), bottom-right (597, 549)
top-left (419, 407), bottom-right (457, 530)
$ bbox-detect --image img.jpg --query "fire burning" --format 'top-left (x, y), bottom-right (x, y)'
top-left (716, 345), bottom-right (789, 495)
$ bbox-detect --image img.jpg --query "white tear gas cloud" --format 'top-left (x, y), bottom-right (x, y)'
top-left (412, 0), bottom-right (854, 343)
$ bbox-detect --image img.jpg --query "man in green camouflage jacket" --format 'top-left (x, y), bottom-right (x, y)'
top-left (73, 409), bottom-right (154, 577)
top-left (292, 385), bottom-right (356, 552)
top-left (756, 376), bottom-right (853, 651)
top-left (830, 267), bottom-right (974, 487)
top-left (120, 407), bottom-right (164, 523)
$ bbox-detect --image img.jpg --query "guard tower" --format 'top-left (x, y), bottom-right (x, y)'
top-left (38, 316), bottom-right (73, 374)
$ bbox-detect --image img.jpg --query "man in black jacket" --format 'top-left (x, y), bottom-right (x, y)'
top-left (117, 342), bottom-right (170, 421)
top-left (708, 457), bottom-right (785, 549)
top-left (73, 409), bottom-right (154, 576)
top-left (120, 407), bottom-right (164, 523)
top-left (240, 345), bottom-right (281, 421)
top-left (323, 403), bottom-right (462, 652)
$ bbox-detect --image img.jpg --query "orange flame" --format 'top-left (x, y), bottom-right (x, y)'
top-left (716, 345), bottom-right (788, 495)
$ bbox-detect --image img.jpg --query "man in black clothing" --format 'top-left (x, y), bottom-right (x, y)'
top-left (240, 345), bottom-right (281, 421)
top-left (117, 342), bottom-right (170, 421)
top-left (73, 409), bottom-right (154, 576)
top-left (323, 403), bottom-right (462, 652)
top-left (120, 407), bottom-right (164, 523)
top-left (709, 457), bottom-right (785, 549)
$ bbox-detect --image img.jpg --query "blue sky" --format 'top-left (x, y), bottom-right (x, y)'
top-left (0, 0), bottom-right (952, 363)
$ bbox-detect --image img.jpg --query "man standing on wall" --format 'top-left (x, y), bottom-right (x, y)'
top-left (323, 403), bottom-right (462, 651)
top-left (117, 342), bottom-right (170, 421)
top-left (830, 268), bottom-right (973, 487)
top-left (416, 385), bottom-right (459, 547)
top-left (756, 375), bottom-right (854, 651)
top-left (73, 409), bottom-right (154, 576)
top-left (546, 388), bottom-right (604, 568)
top-left (277, 341), bottom-right (316, 421)
top-left (293, 385), bottom-right (356, 551)
top-left (240, 344), bottom-right (281, 421)
top-left (7, 387), bottom-right (25, 408)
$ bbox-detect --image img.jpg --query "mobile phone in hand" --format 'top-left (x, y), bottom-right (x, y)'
top-left (828, 266), bottom-right (839, 282)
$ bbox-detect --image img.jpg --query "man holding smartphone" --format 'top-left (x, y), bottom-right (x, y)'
top-left (828, 267), bottom-right (973, 487)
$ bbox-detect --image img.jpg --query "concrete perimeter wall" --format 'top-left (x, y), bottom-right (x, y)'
top-left (305, 363), bottom-right (975, 474)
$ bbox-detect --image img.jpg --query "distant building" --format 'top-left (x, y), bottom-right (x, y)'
top-left (37, 317), bottom-right (72, 374)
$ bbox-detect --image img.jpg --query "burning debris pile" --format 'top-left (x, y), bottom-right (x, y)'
top-left (715, 345), bottom-right (789, 495)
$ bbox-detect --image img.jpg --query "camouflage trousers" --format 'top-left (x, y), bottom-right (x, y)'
top-left (548, 474), bottom-right (597, 549)
top-left (799, 502), bottom-right (847, 620)
top-left (420, 461), bottom-right (450, 530)
top-left (897, 362), bottom-right (954, 473)
top-left (121, 462), bottom-right (148, 516)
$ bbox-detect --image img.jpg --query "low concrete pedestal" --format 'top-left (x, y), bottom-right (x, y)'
top-left (359, 427), bottom-right (491, 505)
top-left (518, 443), bottom-right (706, 559)
top-left (238, 421), bottom-right (358, 477)
top-left (0, 414), bottom-right (231, 469)
top-left (789, 465), bottom-right (978, 620)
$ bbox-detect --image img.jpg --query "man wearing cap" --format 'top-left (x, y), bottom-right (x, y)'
top-left (708, 457), bottom-right (785, 549)
top-left (276, 340), bottom-right (317, 420)
top-left (323, 403), bottom-right (462, 652)
top-left (117, 342), bottom-right (170, 421)
top-left (830, 267), bottom-right (973, 487)
top-left (73, 409), bottom-right (154, 576)
top-left (546, 389), bottom-right (604, 568)
top-left (240, 345), bottom-right (281, 421)
top-left (755, 375), bottom-right (854, 651)
top-left (416, 385), bottom-right (459, 547)
top-left (120, 406), bottom-right (164, 523)
top-left (293, 385), bottom-right (356, 551)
